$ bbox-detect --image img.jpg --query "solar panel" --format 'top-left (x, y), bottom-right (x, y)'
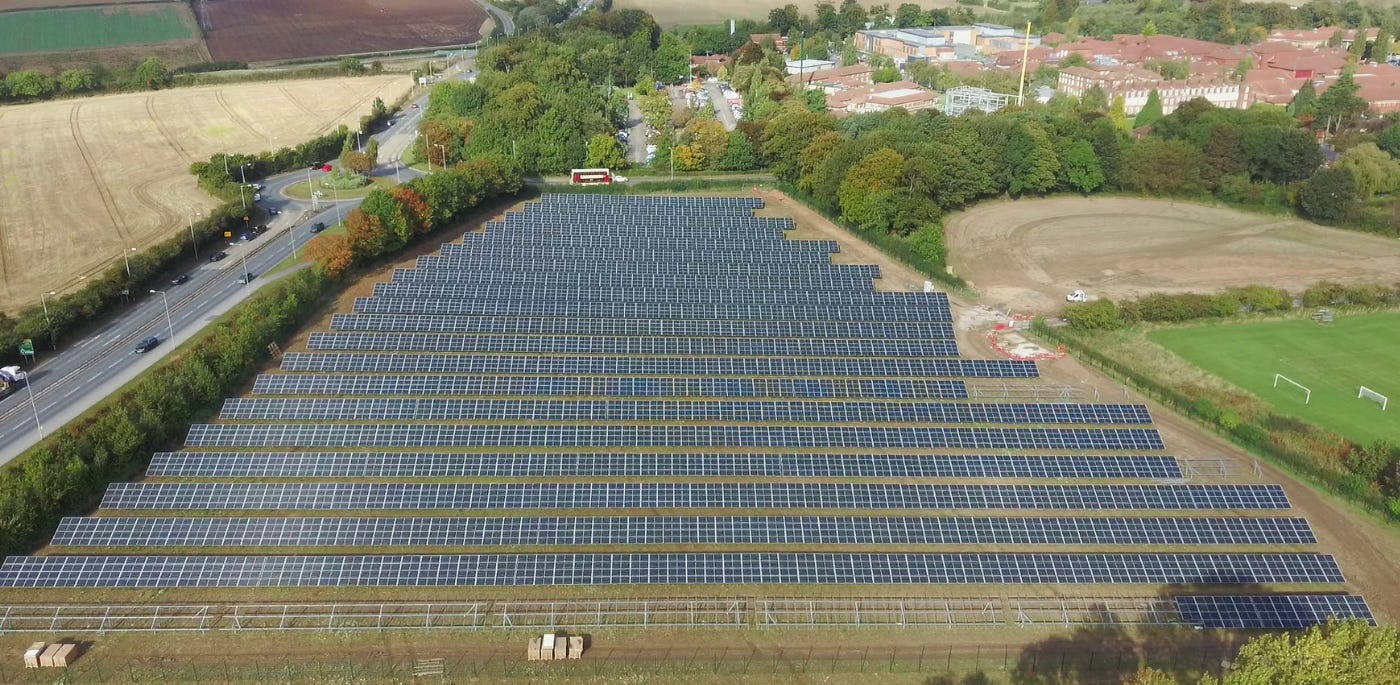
top-left (280, 354), bottom-right (1038, 379)
top-left (146, 452), bottom-right (1182, 479)
top-left (303, 333), bottom-right (960, 357)
top-left (371, 283), bottom-right (945, 308)
top-left (218, 398), bottom-right (1152, 425)
top-left (351, 297), bottom-right (954, 322)
top-left (328, 314), bottom-right (955, 340)
top-left (53, 515), bottom-right (1316, 547)
top-left (1176, 595), bottom-right (1374, 629)
top-left (182, 423), bottom-right (1162, 450)
top-left (0, 553), bottom-right (1345, 588)
top-left (100, 482), bottom-right (1286, 511)
top-left (250, 375), bottom-right (971, 400)
top-left (434, 243), bottom-right (838, 264)
top-left (388, 266), bottom-right (880, 289)
top-left (415, 254), bottom-right (873, 277)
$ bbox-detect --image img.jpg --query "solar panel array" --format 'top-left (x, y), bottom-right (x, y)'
top-left (0, 194), bottom-right (1362, 621)
top-left (1176, 595), bottom-right (1375, 629)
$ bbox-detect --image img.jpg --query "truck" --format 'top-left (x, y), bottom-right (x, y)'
top-left (0, 366), bottom-right (28, 400)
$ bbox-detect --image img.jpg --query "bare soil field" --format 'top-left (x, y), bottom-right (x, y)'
top-left (617, 0), bottom-right (964, 26)
top-left (0, 74), bottom-right (412, 312)
top-left (203, 0), bottom-right (488, 63)
top-left (945, 196), bottom-right (1400, 314)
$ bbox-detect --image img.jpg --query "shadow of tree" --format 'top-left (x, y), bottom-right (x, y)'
top-left (927, 671), bottom-right (996, 685)
top-left (1007, 585), bottom-right (1252, 685)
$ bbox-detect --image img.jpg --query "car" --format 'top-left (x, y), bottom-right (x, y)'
top-left (322, 164), bottom-right (333, 172)
top-left (310, 222), bottom-right (327, 234)
top-left (1067, 290), bottom-right (1088, 303)
top-left (240, 233), bottom-right (252, 241)
top-left (237, 273), bottom-right (256, 284)
top-left (170, 274), bottom-right (190, 286)
top-left (248, 183), bottom-right (263, 191)
top-left (267, 207), bottom-right (281, 216)
top-left (134, 336), bottom-right (161, 354)
top-left (310, 163), bottom-right (322, 171)
top-left (613, 175), bottom-right (629, 183)
top-left (410, 103), bottom-right (419, 109)
top-left (208, 251), bottom-right (228, 262)
top-left (252, 193), bottom-right (262, 201)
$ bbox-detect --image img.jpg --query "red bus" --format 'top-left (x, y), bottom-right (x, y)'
top-left (570, 168), bottom-right (613, 185)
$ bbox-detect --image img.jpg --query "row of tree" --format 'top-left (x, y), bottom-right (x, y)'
top-left (0, 58), bottom-right (172, 102)
top-left (305, 159), bottom-right (524, 277)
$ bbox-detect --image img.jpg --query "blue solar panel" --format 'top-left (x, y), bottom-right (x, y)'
top-left (250, 375), bottom-right (971, 400)
top-left (1176, 595), bottom-right (1374, 629)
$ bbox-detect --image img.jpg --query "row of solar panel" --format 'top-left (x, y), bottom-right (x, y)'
top-left (352, 298), bottom-right (955, 323)
top-left (303, 333), bottom-right (961, 358)
top-left (52, 515), bottom-right (1317, 548)
top-left (472, 222), bottom-right (801, 244)
top-left (371, 283), bottom-right (947, 309)
top-left (1175, 595), bottom-right (1374, 629)
top-left (328, 315), bottom-right (954, 341)
top-left (0, 553), bottom-right (1345, 588)
top-left (218, 399), bottom-right (1152, 426)
top-left (250, 375), bottom-right (971, 400)
top-left (534, 193), bottom-right (763, 208)
top-left (436, 243), bottom-right (836, 264)
top-left (101, 482), bottom-right (1284, 511)
top-left (183, 425), bottom-right (1162, 450)
top-left (388, 268), bottom-right (879, 292)
top-left (415, 255), bottom-right (871, 277)
top-left (281, 354), bottom-right (1035, 378)
top-left (145, 452), bottom-right (1183, 479)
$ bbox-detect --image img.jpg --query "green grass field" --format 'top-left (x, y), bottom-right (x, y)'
top-left (1149, 313), bottom-right (1400, 445)
top-left (0, 3), bottom-right (195, 55)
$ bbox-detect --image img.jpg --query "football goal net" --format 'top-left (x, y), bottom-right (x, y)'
top-left (1359, 386), bottom-right (1389, 411)
top-left (1273, 374), bottom-right (1311, 404)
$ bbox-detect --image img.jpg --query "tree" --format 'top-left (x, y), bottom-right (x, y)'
top-left (390, 187), bottom-right (433, 235)
top-left (1134, 89), bottom-right (1165, 128)
top-left (762, 107), bottom-right (836, 182)
top-left (305, 234), bottom-right (354, 278)
top-left (673, 143), bottom-right (706, 170)
top-left (1297, 166), bottom-right (1357, 222)
top-left (1063, 299), bottom-right (1122, 330)
top-left (894, 3), bottom-right (923, 27)
top-left (344, 209), bottom-right (389, 262)
top-left (1373, 28), bottom-right (1393, 63)
top-left (718, 129), bottom-right (760, 170)
top-left (340, 57), bottom-right (367, 74)
top-left (768, 4), bottom-right (800, 34)
top-left (1142, 20), bottom-right (1158, 37)
top-left (1120, 138), bottom-right (1201, 194)
top-left (1002, 122), bottom-right (1061, 196)
top-left (838, 0), bottom-right (868, 36)
top-left (653, 33), bottom-right (691, 83)
top-left (57, 69), bottom-right (97, 94)
top-left (1350, 28), bottom-right (1370, 59)
top-left (134, 57), bottom-right (171, 90)
top-left (1338, 142), bottom-right (1400, 198)
top-left (1200, 124), bottom-right (1246, 189)
top-left (1317, 68), bottom-right (1369, 128)
top-left (1062, 139), bottom-right (1105, 193)
top-left (1378, 123), bottom-right (1400, 157)
top-left (1205, 619), bottom-right (1400, 685)
top-left (1079, 85), bottom-right (1108, 113)
top-left (838, 147), bottom-right (905, 229)
top-left (340, 150), bottom-right (373, 174)
top-left (586, 134), bottom-right (627, 169)
top-left (816, 2), bottom-right (841, 33)
top-left (1124, 668), bottom-right (1179, 685)
top-left (3, 70), bottom-right (54, 99)
top-left (639, 91), bottom-right (672, 129)
top-left (1329, 28), bottom-right (1347, 47)
top-left (840, 42), bottom-right (860, 66)
top-left (1242, 127), bottom-right (1325, 184)
top-left (872, 65), bottom-right (901, 83)
top-left (365, 138), bottom-right (380, 166)
top-left (1288, 79), bottom-right (1318, 118)
top-left (687, 119), bottom-right (730, 168)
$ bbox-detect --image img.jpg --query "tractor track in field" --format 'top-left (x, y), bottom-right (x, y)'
top-left (315, 84), bottom-right (382, 135)
top-left (215, 89), bottom-right (264, 141)
top-left (68, 103), bottom-right (132, 245)
top-left (146, 95), bottom-right (195, 164)
top-left (278, 85), bottom-right (321, 119)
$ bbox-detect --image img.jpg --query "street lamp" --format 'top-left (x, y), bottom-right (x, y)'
top-left (419, 133), bottom-right (431, 173)
top-left (288, 222), bottom-right (299, 260)
top-left (25, 378), bottom-right (42, 439)
top-left (150, 289), bottom-right (175, 342)
top-left (188, 211), bottom-right (202, 259)
top-left (240, 252), bottom-right (250, 285)
top-left (331, 183), bottom-right (343, 225)
top-left (121, 247), bottom-right (137, 278)
top-left (39, 290), bottom-right (56, 328)
top-left (433, 144), bottom-right (447, 170)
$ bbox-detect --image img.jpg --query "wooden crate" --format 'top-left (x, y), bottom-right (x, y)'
top-left (527, 637), bottom-right (543, 661)
top-left (51, 643), bottom-right (78, 668)
top-left (22, 642), bottom-right (46, 669)
top-left (37, 644), bottom-right (62, 668)
top-left (567, 635), bottom-right (584, 659)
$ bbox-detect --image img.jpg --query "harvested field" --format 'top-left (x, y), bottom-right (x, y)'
top-left (203, 0), bottom-right (489, 63)
top-left (617, 0), bottom-right (963, 26)
top-left (945, 196), bottom-right (1400, 314)
top-left (0, 74), bottom-right (413, 312)
top-left (0, 2), bottom-right (197, 55)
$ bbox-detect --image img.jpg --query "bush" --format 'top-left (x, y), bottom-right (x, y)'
top-left (907, 223), bottom-right (947, 267)
top-left (172, 61), bottom-right (249, 75)
top-left (1062, 299), bottom-right (1123, 330)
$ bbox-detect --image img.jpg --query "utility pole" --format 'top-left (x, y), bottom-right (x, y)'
top-left (1017, 21), bottom-right (1032, 107)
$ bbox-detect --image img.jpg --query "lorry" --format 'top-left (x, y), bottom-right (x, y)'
top-left (0, 366), bottom-right (28, 400)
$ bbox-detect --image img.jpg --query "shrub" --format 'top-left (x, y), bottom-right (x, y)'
top-left (1062, 299), bottom-right (1123, 330)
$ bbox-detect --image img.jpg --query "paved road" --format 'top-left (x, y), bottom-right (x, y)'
top-left (0, 66), bottom-right (466, 465)
top-left (473, 0), bottom-right (515, 36)
top-left (626, 99), bottom-right (648, 165)
top-left (704, 82), bottom-right (739, 131)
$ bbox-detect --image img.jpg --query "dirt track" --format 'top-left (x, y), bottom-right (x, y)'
top-left (945, 196), bottom-right (1400, 314)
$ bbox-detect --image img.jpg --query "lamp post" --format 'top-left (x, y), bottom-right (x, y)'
top-left (39, 290), bottom-right (56, 328)
top-left (433, 144), bottom-right (447, 170)
top-left (288, 221), bottom-right (299, 260)
top-left (188, 211), bottom-right (202, 259)
top-left (26, 378), bottom-right (42, 439)
top-left (331, 184), bottom-right (343, 225)
top-left (121, 247), bottom-right (137, 278)
top-left (150, 289), bottom-right (175, 343)
top-left (420, 133), bottom-right (431, 173)
top-left (240, 252), bottom-right (250, 284)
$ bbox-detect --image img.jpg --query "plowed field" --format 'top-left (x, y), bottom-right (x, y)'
top-left (203, 0), bottom-right (488, 63)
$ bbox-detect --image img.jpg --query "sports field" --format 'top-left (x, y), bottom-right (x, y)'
top-left (0, 3), bottom-right (196, 54)
top-left (1150, 313), bottom-right (1400, 445)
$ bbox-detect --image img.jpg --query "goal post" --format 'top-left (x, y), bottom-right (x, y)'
top-left (1273, 374), bottom-right (1311, 404)
top-left (1359, 386), bottom-right (1389, 411)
